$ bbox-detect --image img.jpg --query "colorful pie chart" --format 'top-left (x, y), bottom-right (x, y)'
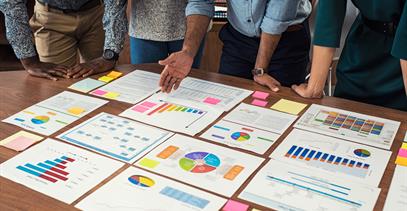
top-left (31, 116), bottom-right (50, 124)
top-left (179, 151), bottom-right (221, 173)
top-left (353, 149), bottom-right (371, 158)
top-left (231, 132), bottom-right (250, 142)
top-left (128, 175), bottom-right (155, 187)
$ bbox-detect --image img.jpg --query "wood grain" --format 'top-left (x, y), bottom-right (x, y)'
top-left (0, 64), bottom-right (406, 211)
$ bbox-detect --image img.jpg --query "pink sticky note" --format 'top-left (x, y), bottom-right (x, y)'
top-left (398, 148), bottom-right (407, 158)
top-left (132, 105), bottom-right (150, 113)
top-left (222, 199), bottom-right (249, 211)
top-left (92, 89), bottom-right (108, 96)
top-left (204, 97), bottom-right (221, 105)
top-left (252, 91), bottom-right (269, 100)
top-left (3, 136), bottom-right (38, 151)
top-left (251, 99), bottom-right (268, 107)
top-left (141, 101), bottom-right (157, 108)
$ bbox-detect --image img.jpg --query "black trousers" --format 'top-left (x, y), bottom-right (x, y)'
top-left (218, 22), bottom-right (311, 87)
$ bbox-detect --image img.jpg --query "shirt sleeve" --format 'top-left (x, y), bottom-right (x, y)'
top-left (260, 0), bottom-right (312, 35)
top-left (313, 0), bottom-right (347, 48)
top-left (103, 0), bottom-right (128, 54)
top-left (0, 0), bottom-right (37, 59)
top-left (391, 2), bottom-right (407, 60)
top-left (186, 0), bottom-right (214, 18)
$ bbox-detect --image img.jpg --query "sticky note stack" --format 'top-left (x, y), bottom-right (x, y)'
top-left (395, 133), bottom-right (407, 166)
top-left (91, 89), bottom-right (121, 100)
top-left (250, 91), bottom-right (270, 107)
top-left (98, 70), bottom-right (123, 83)
top-left (222, 199), bottom-right (249, 211)
top-left (0, 131), bottom-right (43, 151)
top-left (270, 99), bottom-right (308, 115)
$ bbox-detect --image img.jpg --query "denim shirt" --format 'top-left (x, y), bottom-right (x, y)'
top-left (186, 0), bottom-right (312, 37)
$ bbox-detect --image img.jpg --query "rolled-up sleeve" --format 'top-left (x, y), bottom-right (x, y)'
top-left (261, 0), bottom-right (312, 35)
top-left (313, 0), bottom-right (347, 48)
top-left (186, 0), bottom-right (214, 18)
top-left (103, 0), bottom-right (128, 54)
top-left (391, 1), bottom-right (407, 59)
top-left (0, 0), bottom-right (37, 59)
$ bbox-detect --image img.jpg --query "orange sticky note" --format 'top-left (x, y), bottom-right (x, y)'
top-left (106, 71), bottom-right (123, 79)
top-left (395, 156), bottom-right (407, 166)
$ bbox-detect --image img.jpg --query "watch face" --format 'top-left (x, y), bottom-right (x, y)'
top-left (104, 50), bottom-right (115, 60)
top-left (252, 68), bottom-right (264, 76)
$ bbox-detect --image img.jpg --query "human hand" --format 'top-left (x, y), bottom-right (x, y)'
top-left (67, 57), bottom-right (116, 79)
top-left (158, 50), bottom-right (194, 93)
top-left (21, 57), bottom-right (68, 81)
top-left (291, 83), bottom-right (323, 98)
top-left (253, 74), bottom-right (281, 92)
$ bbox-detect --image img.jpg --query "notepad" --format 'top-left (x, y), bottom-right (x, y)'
top-left (0, 131), bottom-right (43, 151)
top-left (270, 99), bottom-right (308, 115)
top-left (68, 78), bottom-right (106, 93)
top-left (252, 91), bottom-right (269, 100)
top-left (251, 99), bottom-right (268, 107)
top-left (98, 76), bottom-right (115, 83)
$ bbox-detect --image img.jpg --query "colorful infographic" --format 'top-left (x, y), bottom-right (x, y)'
top-left (2, 91), bottom-right (108, 135)
top-left (135, 134), bottom-right (264, 197)
top-left (239, 159), bottom-right (380, 211)
top-left (120, 93), bottom-right (223, 135)
top-left (295, 104), bottom-right (400, 150)
top-left (76, 167), bottom-right (227, 211)
top-left (57, 113), bottom-right (174, 163)
top-left (0, 139), bottom-right (122, 203)
top-left (200, 120), bottom-right (280, 154)
top-left (270, 129), bottom-right (391, 187)
top-left (165, 77), bottom-right (253, 111)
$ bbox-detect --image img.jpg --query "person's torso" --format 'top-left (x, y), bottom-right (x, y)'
top-left (351, 0), bottom-right (405, 21)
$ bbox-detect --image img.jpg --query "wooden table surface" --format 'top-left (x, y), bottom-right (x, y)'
top-left (1, 64), bottom-right (406, 211)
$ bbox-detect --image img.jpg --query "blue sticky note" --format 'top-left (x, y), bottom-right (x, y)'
top-left (68, 78), bottom-right (106, 93)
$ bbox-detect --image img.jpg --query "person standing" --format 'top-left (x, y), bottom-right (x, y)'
top-left (292, 0), bottom-right (407, 111)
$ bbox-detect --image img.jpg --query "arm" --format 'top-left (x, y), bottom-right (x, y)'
top-left (159, 0), bottom-right (214, 93)
top-left (292, 0), bottom-right (347, 98)
top-left (401, 60), bottom-right (407, 95)
top-left (253, 0), bottom-right (311, 92)
top-left (0, 0), bottom-right (67, 80)
top-left (67, 0), bottom-right (128, 78)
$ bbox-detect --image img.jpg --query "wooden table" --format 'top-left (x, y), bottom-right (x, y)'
top-left (1, 64), bottom-right (406, 211)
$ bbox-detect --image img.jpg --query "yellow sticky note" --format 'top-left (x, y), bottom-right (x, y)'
top-left (401, 142), bottom-right (407, 150)
top-left (270, 99), bottom-right (308, 115)
top-left (252, 209), bottom-right (262, 211)
top-left (98, 76), bottom-right (114, 83)
top-left (106, 71), bottom-right (123, 79)
top-left (395, 156), bottom-right (407, 166)
top-left (0, 131), bottom-right (43, 151)
top-left (67, 106), bottom-right (86, 115)
top-left (104, 92), bottom-right (120, 99)
top-left (138, 158), bottom-right (160, 169)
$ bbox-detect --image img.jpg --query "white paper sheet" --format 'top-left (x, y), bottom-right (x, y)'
top-left (166, 77), bottom-right (253, 111)
top-left (120, 93), bottom-right (223, 136)
top-left (76, 167), bottom-right (227, 211)
top-left (239, 159), bottom-right (380, 211)
top-left (294, 104), bottom-right (400, 150)
top-left (383, 165), bottom-right (407, 211)
top-left (0, 139), bottom-right (123, 204)
top-left (222, 103), bottom-right (297, 135)
top-left (270, 129), bottom-right (391, 187)
top-left (90, 70), bottom-right (161, 104)
top-left (200, 119), bottom-right (280, 154)
top-left (2, 91), bottom-right (108, 135)
top-left (58, 113), bottom-right (174, 164)
top-left (135, 134), bottom-right (264, 197)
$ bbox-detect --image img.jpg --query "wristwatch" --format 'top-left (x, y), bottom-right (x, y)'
top-left (103, 49), bottom-right (119, 61)
top-left (251, 67), bottom-right (265, 77)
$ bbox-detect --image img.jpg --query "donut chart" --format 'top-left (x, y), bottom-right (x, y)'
top-left (231, 132), bottom-right (250, 142)
top-left (128, 175), bottom-right (155, 187)
top-left (353, 149), bottom-right (371, 158)
top-left (31, 116), bottom-right (50, 124)
top-left (179, 151), bottom-right (221, 173)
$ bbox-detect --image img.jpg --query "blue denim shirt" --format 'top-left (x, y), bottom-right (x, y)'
top-left (186, 0), bottom-right (312, 37)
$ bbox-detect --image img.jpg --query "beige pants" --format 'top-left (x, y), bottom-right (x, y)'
top-left (29, 2), bottom-right (105, 67)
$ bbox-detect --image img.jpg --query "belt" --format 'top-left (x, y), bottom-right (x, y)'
top-left (37, 0), bottom-right (101, 13)
top-left (362, 16), bottom-right (399, 36)
top-left (286, 24), bottom-right (304, 32)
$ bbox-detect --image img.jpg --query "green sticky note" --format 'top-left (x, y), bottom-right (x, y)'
top-left (138, 158), bottom-right (160, 168)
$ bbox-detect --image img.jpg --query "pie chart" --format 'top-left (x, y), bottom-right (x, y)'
top-left (231, 132), bottom-right (250, 142)
top-left (128, 175), bottom-right (155, 187)
top-left (354, 149), bottom-right (371, 158)
top-left (31, 116), bottom-right (50, 124)
top-left (179, 151), bottom-right (221, 173)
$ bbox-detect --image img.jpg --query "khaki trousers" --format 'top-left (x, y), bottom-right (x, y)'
top-left (29, 2), bottom-right (105, 66)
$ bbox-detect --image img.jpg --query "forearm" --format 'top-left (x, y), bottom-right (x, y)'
top-left (103, 0), bottom-right (128, 54)
top-left (182, 15), bottom-right (210, 57)
top-left (255, 32), bottom-right (281, 69)
top-left (308, 45), bottom-right (336, 94)
top-left (401, 59), bottom-right (407, 95)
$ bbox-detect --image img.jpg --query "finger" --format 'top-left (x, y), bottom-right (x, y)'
top-left (265, 80), bottom-right (280, 92)
top-left (54, 65), bottom-right (68, 74)
top-left (166, 77), bottom-right (178, 93)
top-left (173, 79), bottom-right (182, 91)
top-left (159, 69), bottom-right (169, 87)
top-left (158, 54), bottom-right (175, 66)
top-left (82, 69), bottom-right (95, 78)
top-left (161, 75), bottom-right (173, 93)
top-left (291, 84), bottom-right (306, 97)
top-left (67, 65), bottom-right (82, 77)
top-left (72, 67), bottom-right (91, 79)
top-left (47, 69), bottom-right (65, 78)
top-left (28, 70), bottom-right (58, 81)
